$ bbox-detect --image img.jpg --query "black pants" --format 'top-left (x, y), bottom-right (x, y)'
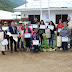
top-left (10, 36), bottom-right (17, 51)
top-left (25, 38), bottom-right (31, 48)
top-left (34, 45), bottom-right (40, 52)
top-left (40, 34), bottom-right (43, 44)
top-left (70, 40), bottom-right (72, 48)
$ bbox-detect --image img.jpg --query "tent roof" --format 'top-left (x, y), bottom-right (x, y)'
top-left (0, 10), bottom-right (13, 20)
top-left (14, 0), bottom-right (72, 11)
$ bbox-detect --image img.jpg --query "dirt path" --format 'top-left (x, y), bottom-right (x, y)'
top-left (0, 51), bottom-right (72, 72)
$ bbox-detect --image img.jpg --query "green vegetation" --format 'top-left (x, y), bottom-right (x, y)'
top-left (0, 0), bottom-right (26, 12)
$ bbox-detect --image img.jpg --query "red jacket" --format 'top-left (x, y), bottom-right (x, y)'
top-left (56, 24), bottom-right (63, 31)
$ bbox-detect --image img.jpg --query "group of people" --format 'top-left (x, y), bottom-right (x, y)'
top-left (0, 16), bottom-right (72, 55)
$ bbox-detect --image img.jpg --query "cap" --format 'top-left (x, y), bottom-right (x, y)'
top-left (4, 21), bottom-right (7, 24)
top-left (19, 21), bottom-right (22, 24)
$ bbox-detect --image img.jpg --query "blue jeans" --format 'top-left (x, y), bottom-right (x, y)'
top-left (32, 44), bottom-right (40, 51)
top-left (17, 38), bottom-right (24, 49)
top-left (49, 33), bottom-right (55, 46)
top-left (62, 42), bottom-right (68, 51)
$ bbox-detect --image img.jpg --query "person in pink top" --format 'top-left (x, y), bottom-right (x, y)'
top-left (23, 23), bottom-right (33, 51)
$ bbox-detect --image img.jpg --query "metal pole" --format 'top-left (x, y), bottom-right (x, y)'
top-left (40, 0), bottom-right (42, 20)
top-left (48, 0), bottom-right (50, 22)
top-left (25, 0), bottom-right (26, 7)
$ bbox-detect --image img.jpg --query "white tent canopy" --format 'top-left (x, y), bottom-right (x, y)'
top-left (0, 10), bottom-right (13, 20)
top-left (0, 10), bottom-right (21, 20)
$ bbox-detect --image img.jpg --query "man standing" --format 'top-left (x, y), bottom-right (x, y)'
top-left (7, 21), bottom-right (19, 53)
top-left (67, 17), bottom-right (72, 49)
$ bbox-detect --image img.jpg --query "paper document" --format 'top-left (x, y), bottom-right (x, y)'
top-left (33, 24), bottom-right (38, 28)
top-left (25, 33), bottom-right (31, 38)
top-left (33, 40), bottom-right (39, 45)
top-left (48, 25), bottom-right (54, 30)
top-left (1, 39), bottom-right (8, 45)
top-left (62, 37), bottom-right (68, 42)
top-left (2, 27), bottom-right (8, 30)
top-left (58, 28), bottom-right (62, 33)
top-left (40, 25), bottom-right (45, 29)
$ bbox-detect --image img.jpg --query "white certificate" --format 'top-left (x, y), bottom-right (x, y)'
top-left (2, 27), bottom-right (8, 30)
top-left (7, 32), bottom-right (12, 37)
top-left (25, 33), bottom-right (31, 38)
top-left (48, 25), bottom-right (54, 30)
top-left (40, 25), bottom-right (45, 29)
top-left (1, 39), bottom-right (8, 45)
top-left (62, 37), bottom-right (68, 42)
top-left (33, 40), bottom-right (39, 45)
top-left (33, 24), bottom-right (38, 28)
top-left (12, 34), bottom-right (18, 42)
top-left (58, 28), bottom-right (62, 33)
top-left (29, 26), bottom-right (33, 29)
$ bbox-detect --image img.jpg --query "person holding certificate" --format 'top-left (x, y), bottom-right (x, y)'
top-left (30, 32), bottom-right (40, 52)
top-left (1, 21), bottom-right (8, 39)
top-left (48, 21), bottom-right (56, 47)
top-left (17, 21), bottom-right (24, 50)
top-left (59, 22), bottom-right (71, 51)
top-left (56, 19), bottom-right (63, 36)
top-left (7, 21), bottom-right (19, 53)
top-left (23, 23), bottom-right (33, 51)
top-left (39, 20), bottom-right (45, 44)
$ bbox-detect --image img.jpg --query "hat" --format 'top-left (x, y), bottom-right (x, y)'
top-left (28, 21), bottom-right (31, 24)
top-left (19, 21), bottom-right (22, 24)
top-left (4, 21), bottom-right (7, 24)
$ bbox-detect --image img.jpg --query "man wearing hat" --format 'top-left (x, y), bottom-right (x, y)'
top-left (59, 22), bottom-right (71, 51)
top-left (17, 21), bottom-right (24, 50)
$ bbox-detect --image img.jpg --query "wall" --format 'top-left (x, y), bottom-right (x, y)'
top-left (21, 10), bottom-right (72, 24)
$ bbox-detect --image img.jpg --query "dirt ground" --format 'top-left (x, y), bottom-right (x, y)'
top-left (0, 50), bottom-right (72, 72)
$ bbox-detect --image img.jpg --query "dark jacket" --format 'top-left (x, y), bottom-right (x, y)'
top-left (9, 26), bottom-right (17, 34)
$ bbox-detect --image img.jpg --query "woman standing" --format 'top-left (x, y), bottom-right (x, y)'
top-left (23, 23), bottom-right (33, 51)
top-left (17, 21), bottom-right (24, 50)
top-left (59, 22), bottom-right (71, 51)
top-left (48, 21), bottom-right (56, 47)
top-left (56, 19), bottom-right (63, 36)
top-left (39, 20), bottom-right (45, 44)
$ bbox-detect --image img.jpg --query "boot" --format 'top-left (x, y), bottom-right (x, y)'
top-left (2, 51), bottom-right (5, 55)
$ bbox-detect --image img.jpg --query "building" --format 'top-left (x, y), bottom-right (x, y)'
top-left (0, 10), bottom-right (21, 21)
top-left (14, 0), bottom-right (72, 24)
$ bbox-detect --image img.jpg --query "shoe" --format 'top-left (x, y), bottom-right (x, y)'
top-left (2, 51), bottom-right (5, 55)
top-left (11, 51), bottom-right (13, 53)
top-left (26, 48), bottom-right (30, 52)
top-left (15, 50), bottom-right (18, 52)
